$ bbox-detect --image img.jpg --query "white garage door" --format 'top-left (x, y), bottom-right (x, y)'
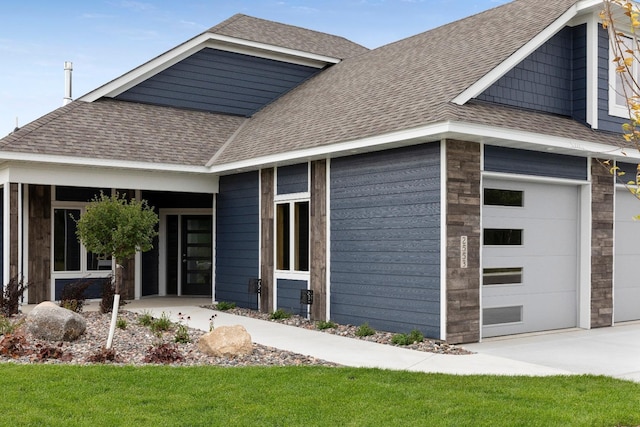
top-left (482, 179), bottom-right (579, 338)
top-left (614, 188), bottom-right (640, 322)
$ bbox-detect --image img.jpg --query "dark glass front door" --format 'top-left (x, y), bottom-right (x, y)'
top-left (181, 215), bottom-right (212, 296)
top-left (165, 215), bottom-right (212, 296)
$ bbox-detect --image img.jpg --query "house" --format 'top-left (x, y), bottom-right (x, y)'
top-left (1, 0), bottom-right (638, 344)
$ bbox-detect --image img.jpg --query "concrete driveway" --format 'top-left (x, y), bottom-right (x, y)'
top-left (465, 321), bottom-right (640, 382)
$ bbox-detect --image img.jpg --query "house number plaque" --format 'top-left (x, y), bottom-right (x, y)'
top-left (460, 236), bottom-right (468, 269)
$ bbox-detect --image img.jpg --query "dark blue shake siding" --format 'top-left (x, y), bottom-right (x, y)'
top-left (215, 172), bottom-right (259, 309)
top-left (330, 144), bottom-right (441, 337)
top-left (598, 24), bottom-right (628, 133)
top-left (277, 163), bottom-right (308, 195)
top-left (477, 27), bottom-right (575, 116)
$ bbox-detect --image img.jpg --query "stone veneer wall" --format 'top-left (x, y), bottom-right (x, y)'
top-left (446, 140), bottom-right (481, 344)
top-left (260, 168), bottom-right (275, 313)
top-left (310, 160), bottom-right (327, 321)
top-left (591, 160), bottom-right (614, 327)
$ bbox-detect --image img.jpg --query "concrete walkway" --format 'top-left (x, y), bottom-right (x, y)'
top-left (119, 297), bottom-right (571, 377)
top-left (29, 297), bottom-right (640, 381)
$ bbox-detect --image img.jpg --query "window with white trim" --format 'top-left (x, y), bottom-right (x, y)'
top-left (276, 200), bottom-right (309, 272)
top-left (609, 34), bottom-right (640, 118)
top-left (53, 207), bottom-right (112, 273)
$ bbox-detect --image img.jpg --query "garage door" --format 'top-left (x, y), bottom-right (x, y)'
top-left (482, 179), bottom-right (579, 337)
top-left (614, 188), bottom-right (640, 322)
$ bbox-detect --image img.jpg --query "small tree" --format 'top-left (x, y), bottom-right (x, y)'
top-left (601, 0), bottom-right (640, 206)
top-left (75, 192), bottom-right (158, 348)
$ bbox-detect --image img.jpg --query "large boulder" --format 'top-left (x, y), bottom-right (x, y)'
top-left (26, 301), bottom-right (86, 341)
top-left (197, 325), bottom-right (253, 357)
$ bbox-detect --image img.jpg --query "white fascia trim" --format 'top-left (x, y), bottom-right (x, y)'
top-left (586, 11), bottom-right (600, 129)
top-left (80, 33), bottom-right (212, 102)
top-left (210, 120), bottom-right (640, 173)
top-left (452, 4), bottom-right (579, 105)
top-left (210, 122), bottom-right (452, 173)
top-left (0, 151), bottom-right (210, 174)
top-left (80, 33), bottom-right (338, 103)
top-left (207, 34), bottom-right (341, 67)
top-left (576, 0), bottom-right (606, 13)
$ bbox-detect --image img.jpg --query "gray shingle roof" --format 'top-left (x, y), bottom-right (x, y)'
top-left (0, 99), bottom-right (246, 166)
top-left (207, 14), bottom-right (369, 60)
top-left (210, 0), bottom-right (585, 165)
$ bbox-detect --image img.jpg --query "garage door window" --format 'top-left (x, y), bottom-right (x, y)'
top-left (484, 188), bottom-right (523, 207)
top-left (484, 229), bottom-right (522, 246)
top-left (483, 306), bottom-right (523, 325)
top-left (483, 267), bottom-right (523, 285)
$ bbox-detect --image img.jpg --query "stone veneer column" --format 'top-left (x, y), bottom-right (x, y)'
top-left (446, 140), bottom-right (481, 344)
top-left (260, 168), bottom-right (275, 313)
top-left (310, 160), bottom-right (327, 321)
top-left (28, 185), bottom-right (51, 303)
top-left (590, 160), bottom-right (614, 327)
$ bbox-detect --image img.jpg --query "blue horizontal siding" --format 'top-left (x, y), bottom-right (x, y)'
top-left (277, 279), bottom-right (309, 318)
top-left (116, 48), bottom-right (319, 116)
top-left (215, 172), bottom-right (259, 309)
top-left (484, 145), bottom-right (587, 180)
top-left (330, 144), bottom-right (441, 338)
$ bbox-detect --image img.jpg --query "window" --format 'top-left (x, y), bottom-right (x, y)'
top-left (609, 34), bottom-right (640, 117)
top-left (53, 207), bottom-right (112, 273)
top-left (483, 268), bottom-right (523, 285)
top-left (483, 229), bottom-right (523, 246)
top-left (483, 306), bottom-right (523, 325)
top-left (276, 201), bottom-right (309, 272)
top-left (484, 189), bottom-right (523, 207)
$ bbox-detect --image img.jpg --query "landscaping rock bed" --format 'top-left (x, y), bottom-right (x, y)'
top-left (207, 306), bottom-right (472, 356)
top-left (0, 310), bottom-right (337, 367)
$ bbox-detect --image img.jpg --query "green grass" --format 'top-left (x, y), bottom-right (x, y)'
top-left (0, 366), bottom-right (638, 426)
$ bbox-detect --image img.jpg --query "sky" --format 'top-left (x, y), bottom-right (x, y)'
top-left (0, 0), bottom-right (510, 137)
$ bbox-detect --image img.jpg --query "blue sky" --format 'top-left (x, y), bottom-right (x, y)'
top-left (1, 0), bottom-right (509, 137)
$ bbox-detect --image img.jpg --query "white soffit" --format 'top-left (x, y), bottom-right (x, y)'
top-left (80, 33), bottom-right (340, 102)
top-left (452, 3), bottom-right (581, 105)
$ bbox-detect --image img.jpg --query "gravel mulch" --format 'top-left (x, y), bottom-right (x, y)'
top-left (206, 306), bottom-right (472, 356)
top-left (0, 310), bottom-right (337, 367)
top-left (0, 305), bottom-right (471, 367)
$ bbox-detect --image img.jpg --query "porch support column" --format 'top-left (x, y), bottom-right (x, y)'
top-left (9, 183), bottom-right (19, 282)
top-left (310, 160), bottom-right (327, 321)
top-left (590, 159), bottom-right (614, 327)
top-left (27, 185), bottom-right (51, 303)
top-left (445, 140), bottom-right (481, 344)
top-left (260, 168), bottom-right (274, 313)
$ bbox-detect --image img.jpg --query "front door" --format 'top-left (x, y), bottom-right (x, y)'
top-left (166, 214), bottom-right (212, 296)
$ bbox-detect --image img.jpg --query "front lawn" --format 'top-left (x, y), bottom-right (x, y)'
top-left (1, 365), bottom-right (638, 426)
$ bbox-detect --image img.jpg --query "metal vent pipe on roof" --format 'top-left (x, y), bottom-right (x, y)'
top-left (63, 61), bottom-right (73, 105)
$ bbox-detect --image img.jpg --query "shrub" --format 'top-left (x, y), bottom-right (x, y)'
top-left (355, 323), bottom-right (375, 337)
top-left (59, 278), bottom-right (92, 313)
top-left (392, 329), bottom-right (424, 346)
top-left (0, 333), bottom-right (29, 358)
top-left (316, 320), bottom-right (337, 330)
top-left (0, 277), bottom-right (28, 317)
top-left (137, 311), bottom-right (154, 327)
top-left (174, 324), bottom-right (190, 344)
top-left (116, 317), bottom-right (128, 330)
top-left (99, 276), bottom-right (126, 314)
top-left (0, 315), bottom-right (22, 335)
top-left (33, 343), bottom-right (72, 362)
top-left (86, 347), bottom-right (120, 363)
top-left (150, 312), bottom-right (172, 333)
top-left (144, 343), bottom-right (184, 364)
top-left (270, 309), bottom-right (292, 320)
top-left (215, 301), bottom-right (236, 311)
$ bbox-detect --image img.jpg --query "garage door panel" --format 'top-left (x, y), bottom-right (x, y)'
top-left (482, 179), bottom-right (578, 338)
top-left (614, 188), bottom-right (640, 322)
